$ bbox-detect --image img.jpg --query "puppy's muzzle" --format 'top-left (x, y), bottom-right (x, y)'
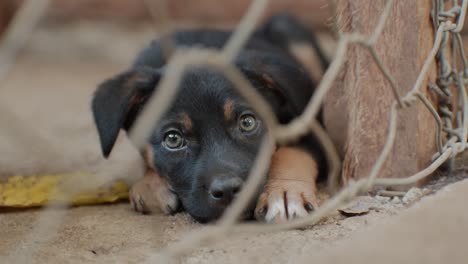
top-left (208, 176), bottom-right (243, 205)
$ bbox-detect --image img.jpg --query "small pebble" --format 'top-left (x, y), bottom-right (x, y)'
top-left (391, 196), bottom-right (401, 204)
top-left (402, 187), bottom-right (423, 204)
top-left (375, 195), bottom-right (391, 203)
top-left (338, 196), bottom-right (376, 217)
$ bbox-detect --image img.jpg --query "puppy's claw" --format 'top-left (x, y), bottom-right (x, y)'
top-left (305, 202), bottom-right (315, 212)
top-left (138, 197), bottom-right (145, 209)
top-left (166, 203), bottom-right (180, 215)
top-left (130, 195), bottom-right (147, 214)
top-left (255, 206), bottom-right (267, 220)
top-left (138, 196), bottom-right (151, 214)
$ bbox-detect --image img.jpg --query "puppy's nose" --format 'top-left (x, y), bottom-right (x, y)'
top-left (209, 177), bottom-right (243, 204)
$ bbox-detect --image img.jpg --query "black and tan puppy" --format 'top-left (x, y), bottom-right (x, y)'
top-left (91, 14), bottom-right (328, 223)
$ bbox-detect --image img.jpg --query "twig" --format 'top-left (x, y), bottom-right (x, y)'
top-left (142, 0), bottom-right (174, 59)
top-left (0, 0), bottom-right (50, 84)
top-left (222, 0), bottom-right (269, 62)
top-left (377, 190), bottom-right (406, 197)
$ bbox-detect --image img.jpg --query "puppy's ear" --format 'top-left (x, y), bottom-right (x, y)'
top-left (92, 67), bottom-right (161, 158)
top-left (239, 59), bottom-right (315, 122)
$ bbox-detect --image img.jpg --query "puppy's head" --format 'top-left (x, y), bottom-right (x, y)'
top-left (92, 56), bottom-right (312, 222)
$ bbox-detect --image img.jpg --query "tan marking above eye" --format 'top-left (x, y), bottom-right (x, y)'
top-left (123, 73), bottom-right (150, 90)
top-left (223, 100), bottom-right (235, 121)
top-left (261, 73), bottom-right (276, 89)
top-left (178, 112), bottom-right (193, 131)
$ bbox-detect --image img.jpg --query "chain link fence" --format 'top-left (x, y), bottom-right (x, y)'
top-left (1, 0), bottom-right (467, 262)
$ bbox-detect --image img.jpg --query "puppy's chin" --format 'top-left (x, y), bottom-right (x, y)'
top-left (181, 194), bottom-right (258, 223)
top-left (189, 209), bottom-right (224, 223)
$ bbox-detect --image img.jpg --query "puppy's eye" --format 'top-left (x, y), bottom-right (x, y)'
top-left (163, 131), bottom-right (185, 149)
top-left (239, 113), bottom-right (258, 133)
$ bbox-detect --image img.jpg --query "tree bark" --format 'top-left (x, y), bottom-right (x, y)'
top-left (324, 0), bottom-right (438, 185)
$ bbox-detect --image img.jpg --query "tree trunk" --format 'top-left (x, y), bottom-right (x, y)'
top-left (324, 0), bottom-right (437, 185)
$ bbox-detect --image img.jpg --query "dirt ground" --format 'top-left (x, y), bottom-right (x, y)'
top-left (1, 176), bottom-right (467, 264)
top-left (1, 23), bottom-right (468, 263)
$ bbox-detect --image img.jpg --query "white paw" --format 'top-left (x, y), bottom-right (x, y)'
top-left (255, 180), bottom-right (318, 223)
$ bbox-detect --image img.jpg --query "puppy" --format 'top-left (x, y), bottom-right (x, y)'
top-left (91, 14), bottom-right (328, 223)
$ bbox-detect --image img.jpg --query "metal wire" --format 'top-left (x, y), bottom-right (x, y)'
top-left (1, 0), bottom-right (467, 263)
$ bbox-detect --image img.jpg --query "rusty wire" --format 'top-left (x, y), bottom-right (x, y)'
top-left (1, 0), bottom-right (468, 263)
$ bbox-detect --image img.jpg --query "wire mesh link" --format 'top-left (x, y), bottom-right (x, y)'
top-left (1, 0), bottom-right (467, 263)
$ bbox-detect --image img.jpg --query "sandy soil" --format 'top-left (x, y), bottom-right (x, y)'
top-left (1, 177), bottom-right (467, 264)
top-left (0, 199), bottom-right (400, 264)
top-left (0, 24), bottom-right (467, 264)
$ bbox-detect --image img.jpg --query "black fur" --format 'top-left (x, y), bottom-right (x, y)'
top-left (91, 14), bottom-right (327, 222)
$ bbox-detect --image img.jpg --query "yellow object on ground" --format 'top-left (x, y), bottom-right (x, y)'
top-left (0, 174), bottom-right (129, 208)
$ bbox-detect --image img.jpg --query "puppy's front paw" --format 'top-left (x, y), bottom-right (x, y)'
top-left (254, 147), bottom-right (320, 223)
top-left (129, 170), bottom-right (179, 215)
top-left (254, 179), bottom-right (318, 223)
